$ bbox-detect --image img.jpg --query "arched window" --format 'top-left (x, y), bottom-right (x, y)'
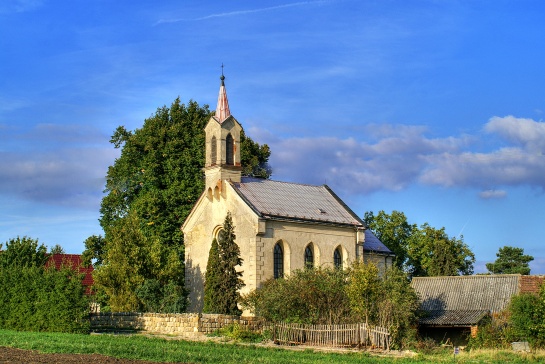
top-left (304, 245), bottom-right (314, 269)
top-left (334, 247), bottom-right (342, 269)
top-left (211, 136), bottom-right (217, 165)
top-left (274, 243), bottom-right (283, 279)
top-left (226, 133), bottom-right (234, 165)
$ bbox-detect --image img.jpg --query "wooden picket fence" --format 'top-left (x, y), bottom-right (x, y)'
top-left (272, 322), bottom-right (390, 350)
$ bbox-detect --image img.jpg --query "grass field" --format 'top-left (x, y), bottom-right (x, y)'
top-left (0, 330), bottom-right (544, 363)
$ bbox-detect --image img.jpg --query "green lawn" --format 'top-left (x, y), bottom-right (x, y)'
top-left (0, 330), bottom-right (543, 363)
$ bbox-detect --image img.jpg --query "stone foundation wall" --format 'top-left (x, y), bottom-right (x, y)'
top-left (90, 313), bottom-right (264, 338)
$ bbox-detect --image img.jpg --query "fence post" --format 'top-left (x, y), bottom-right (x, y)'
top-left (356, 323), bottom-right (361, 349)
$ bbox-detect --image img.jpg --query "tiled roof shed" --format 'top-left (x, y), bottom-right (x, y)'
top-left (46, 254), bottom-right (94, 294)
top-left (411, 275), bottom-right (521, 327)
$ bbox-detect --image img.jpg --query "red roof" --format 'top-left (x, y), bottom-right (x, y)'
top-left (46, 254), bottom-right (94, 294)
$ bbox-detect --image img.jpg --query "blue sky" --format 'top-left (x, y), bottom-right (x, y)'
top-left (1, 0), bottom-right (544, 274)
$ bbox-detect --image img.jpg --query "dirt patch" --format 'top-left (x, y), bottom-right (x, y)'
top-left (0, 346), bottom-right (182, 364)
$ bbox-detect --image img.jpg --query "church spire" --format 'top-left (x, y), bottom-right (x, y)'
top-left (214, 66), bottom-right (231, 123)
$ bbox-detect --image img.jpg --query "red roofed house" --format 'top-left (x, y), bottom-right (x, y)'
top-left (46, 254), bottom-right (94, 295)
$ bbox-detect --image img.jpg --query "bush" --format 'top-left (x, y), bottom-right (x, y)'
top-left (0, 237), bottom-right (90, 333)
top-left (242, 262), bottom-right (419, 349)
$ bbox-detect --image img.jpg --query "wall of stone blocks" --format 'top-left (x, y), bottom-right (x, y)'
top-left (90, 312), bottom-right (264, 338)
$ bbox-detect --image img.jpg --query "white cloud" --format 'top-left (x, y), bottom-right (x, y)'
top-left (0, 123), bottom-right (116, 210)
top-left (258, 116), bottom-right (545, 197)
top-left (485, 116), bottom-right (545, 153)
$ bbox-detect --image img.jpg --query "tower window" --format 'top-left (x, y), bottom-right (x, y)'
top-left (211, 136), bottom-right (217, 165)
top-left (226, 133), bottom-right (234, 165)
top-left (334, 247), bottom-right (342, 269)
top-left (304, 245), bottom-right (314, 269)
top-left (274, 242), bottom-right (284, 279)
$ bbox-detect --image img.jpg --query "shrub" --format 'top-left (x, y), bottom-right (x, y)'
top-left (0, 237), bottom-right (89, 333)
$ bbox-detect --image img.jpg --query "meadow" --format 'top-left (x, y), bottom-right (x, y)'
top-left (1, 330), bottom-right (544, 363)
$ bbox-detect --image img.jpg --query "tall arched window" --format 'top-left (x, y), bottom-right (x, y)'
top-left (211, 136), bottom-right (217, 165)
top-left (274, 243), bottom-right (284, 279)
top-left (226, 133), bottom-right (234, 165)
top-left (304, 245), bottom-right (314, 269)
top-left (334, 247), bottom-right (342, 269)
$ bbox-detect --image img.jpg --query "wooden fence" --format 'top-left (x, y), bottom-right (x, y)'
top-left (272, 322), bottom-right (390, 350)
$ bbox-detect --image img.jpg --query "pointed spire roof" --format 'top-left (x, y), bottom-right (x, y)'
top-left (214, 69), bottom-right (231, 123)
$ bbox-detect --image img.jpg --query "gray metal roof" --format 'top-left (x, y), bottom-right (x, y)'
top-left (363, 230), bottom-right (393, 254)
top-left (231, 177), bottom-right (364, 226)
top-left (411, 275), bottom-right (521, 326)
top-left (420, 310), bottom-right (490, 326)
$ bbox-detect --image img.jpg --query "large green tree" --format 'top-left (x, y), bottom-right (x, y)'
top-left (365, 211), bottom-right (475, 276)
top-left (363, 210), bottom-right (415, 269)
top-left (87, 98), bottom-right (270, 312)
top-left (486, 246), bottom-right (534, 275)
top-left (407, 223), bottom-right (475, 276)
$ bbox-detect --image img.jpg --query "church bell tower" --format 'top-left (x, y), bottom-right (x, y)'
top-left (204, 72), bottom-right (242, 199)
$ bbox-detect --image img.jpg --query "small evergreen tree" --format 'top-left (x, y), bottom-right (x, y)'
top-left (203, 238), bottom-right (222, 313)
top-left (486, 245), bottom-right (534, 275)
top-left (218, 212), bottom-right (245, 315)
top-left (204, 212), bottom-right (245, 315)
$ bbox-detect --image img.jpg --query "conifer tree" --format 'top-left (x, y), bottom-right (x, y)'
top-left (218, 212), bottom-right (245, 315)
top-left (203, 238), bottom-right (222, 313)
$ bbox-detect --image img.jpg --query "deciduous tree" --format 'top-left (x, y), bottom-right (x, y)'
top-left (407, 223), bottom-right (474, 276)
top-left (363, 210), bottom-right (415, 270)
top-left (86, 98), bottom-right (270, 312)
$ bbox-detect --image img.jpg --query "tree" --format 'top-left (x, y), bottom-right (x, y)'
top-left (49, 244), bottom-right (65, 255)
top-left (346, 261), bottom-right (381, 325)
top-left (364, 211), bottom-right (475, 277)
top-left (216, 212), bottom-right (245, 315)
top-left (0, 236), bottom-right (48, 268)
top-left (363, 210), bottom-right (415, 270)
top-left (407, 223), bottom-right (475, 276)
top-left (0, 237), bottom-right (89, 333)
top-left (87, 98), bottom-right (270, 311)
top-left (203, 238), bottom-right (222, 313)
top-left (486, 246), bottom-right (534, 275)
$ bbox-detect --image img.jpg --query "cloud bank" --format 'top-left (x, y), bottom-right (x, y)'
top-left (255, 116), bottom-right (545, 198)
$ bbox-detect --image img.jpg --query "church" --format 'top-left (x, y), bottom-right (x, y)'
top-left (182, 74), bottom-right (394, 312)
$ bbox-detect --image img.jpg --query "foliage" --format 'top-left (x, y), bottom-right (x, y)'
top-left (240, 130), bottom-right (272, 178)
top-left (364, 211), bottom-right (475, 276)
top-left (49, 244), bottom-right (65, 254)
top-left (407, 223), bottom-right (475, 276)
top-left (243, 263), bottom-right (418, 348)
top-left (509, 293), bottom-right (541, 344)
top-left (377, 266), bottom-right (420, 348)
top-left (203, 238), bottom-right (222, 313)
top-left (81, 235), bottom-right (106, 268)
top-left (486, 246), bottom-right (534, 275)
top-left (467, 312), bottom-right (512, 349)
top-left (346, 261), bottom-right (381, 324)
top-left (214, 323), bottom-right (264, 343)
top-left (242, 266), bottom-right (351, 325)
top-left (87, 98), bottom-right (270, 312)
top-left (363, 211), bottom-right (415, 270)
top-left (204, 212), bottom-right (245, 315)
top-left (0, 236), bottom-right (48, 268)
top-left (508, 284), bottom-right (545, 347)
top-left (0, 237), bottom-right (89, 333)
